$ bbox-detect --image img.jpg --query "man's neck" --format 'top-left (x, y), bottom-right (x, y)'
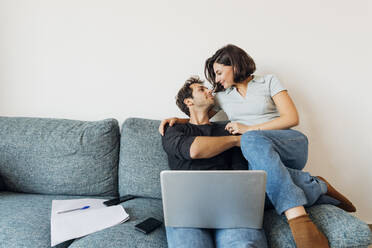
top-left (189, 110), bottom-right (211, 125)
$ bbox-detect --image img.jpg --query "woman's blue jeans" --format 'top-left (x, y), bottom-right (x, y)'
top-left (240, 129), bottom-right (325, 214)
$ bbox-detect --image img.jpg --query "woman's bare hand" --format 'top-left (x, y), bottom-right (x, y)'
top-left (225, 122), bottom-right (250, 135)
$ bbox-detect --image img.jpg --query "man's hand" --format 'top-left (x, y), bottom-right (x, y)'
top-left (225, 122), bottom-right (250, 135)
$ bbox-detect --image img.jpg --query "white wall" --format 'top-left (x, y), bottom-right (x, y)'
top-left (1, 0), bottom-right (371, 222)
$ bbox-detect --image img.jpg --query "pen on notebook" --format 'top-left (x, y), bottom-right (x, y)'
top-left (57, 205), bottom-right (90, 214)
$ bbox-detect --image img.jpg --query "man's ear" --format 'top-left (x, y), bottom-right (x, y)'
top-left (184, 98), bottom-right (193, 107)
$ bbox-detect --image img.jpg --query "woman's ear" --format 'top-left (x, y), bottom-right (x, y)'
top-left (233, 66), bottom-right (238, 74)
top-left (184, 98), bottom-right (193, 107)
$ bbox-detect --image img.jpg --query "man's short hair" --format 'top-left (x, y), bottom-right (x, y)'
top-left (176, 76), bottom-right (204, 117)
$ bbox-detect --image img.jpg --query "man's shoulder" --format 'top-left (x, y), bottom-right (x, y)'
top-left (211, 122), bottom-right (230, 136)
top-left (164, 123), bottom-right (188, 132)
top-left (211, 121), bottom-right (228, 128)
top-left (164, 122), bottom-right (228, 137)
top-left (163, 123), bottom-right (191, 138)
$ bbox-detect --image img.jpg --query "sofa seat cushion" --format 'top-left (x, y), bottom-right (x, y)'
top-left (1, 191), bottom-right (370, 248)
top-left (69, 198), bottom-right (167, 248)
top-left (0, 117), bottom-right (120, 196)
top-left (264, 204), bottom-right (372, 248)
top-left (0, 191), bottom-right (100, 248)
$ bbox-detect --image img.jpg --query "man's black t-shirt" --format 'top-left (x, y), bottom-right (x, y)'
top-left (161, 122), bottom-right (248, 170)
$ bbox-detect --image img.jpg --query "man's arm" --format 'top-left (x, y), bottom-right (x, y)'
top-left (190, 136), bottom-right (241, 159)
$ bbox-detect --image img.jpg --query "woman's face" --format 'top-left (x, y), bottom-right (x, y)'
top-left (213, 63), bottom-right (235, 89)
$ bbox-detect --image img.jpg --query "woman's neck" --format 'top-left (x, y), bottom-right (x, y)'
top-left (235, 75), bottom-right (253, 97)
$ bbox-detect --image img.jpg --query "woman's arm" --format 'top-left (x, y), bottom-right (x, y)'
top-left (252, 90), bottom-right (299, 130)
top-left (260, 90), bottom-right (299, 129)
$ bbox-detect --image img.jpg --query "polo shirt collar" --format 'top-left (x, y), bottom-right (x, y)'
top-left (224, 75), bottom-right (263, 94)
top-left (251, 75), bottom-right (265, 83)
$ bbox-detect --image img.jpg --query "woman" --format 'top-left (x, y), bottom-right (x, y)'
top-left (159, 44), bottom-right (353, 248)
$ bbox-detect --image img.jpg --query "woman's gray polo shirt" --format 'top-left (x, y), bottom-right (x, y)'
top-left (214, 74), bottom-right (286, 126)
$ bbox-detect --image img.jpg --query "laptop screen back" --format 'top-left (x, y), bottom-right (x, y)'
top-left (160, 170), bottom-right (266, 229)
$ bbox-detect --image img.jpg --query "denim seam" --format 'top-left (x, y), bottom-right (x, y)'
top-left (243, 132), bottom-right (306, 144)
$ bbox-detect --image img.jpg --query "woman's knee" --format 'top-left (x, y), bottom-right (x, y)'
top-left (241, 131), bottom-right (273, 156)
top-left (241, 131), bottom-right (270, 147)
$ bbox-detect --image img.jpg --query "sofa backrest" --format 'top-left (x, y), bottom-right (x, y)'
top-left (118, 118), bottom-right (169, 199)
top-left (0, 117), bottom-right (120, 196)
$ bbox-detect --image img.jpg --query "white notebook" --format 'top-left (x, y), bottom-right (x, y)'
top-left (51, 198), bottom-right (129, 247)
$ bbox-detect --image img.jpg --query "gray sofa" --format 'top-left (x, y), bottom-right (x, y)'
top-left (0, 116), bottom-right (371, 248)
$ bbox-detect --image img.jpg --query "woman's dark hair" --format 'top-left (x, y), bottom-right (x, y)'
top-left (176, 76), bottom-right (204, 117)
top-left (204, 44), bottom-right (256, 92)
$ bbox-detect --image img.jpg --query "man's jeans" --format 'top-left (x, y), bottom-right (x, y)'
top-left (241, 129), bottom-right (327, 214)
top-left (166, 226), bottom-right (267, 248)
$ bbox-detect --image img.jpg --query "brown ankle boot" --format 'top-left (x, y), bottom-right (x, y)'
top-left (288, 214), bottom-right (329, 248)
top-left (317, 176), bottom-right (356, 212)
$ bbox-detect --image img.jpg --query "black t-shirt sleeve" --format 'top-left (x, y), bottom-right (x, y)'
top-left (162, 124), bottom-right (196, 160)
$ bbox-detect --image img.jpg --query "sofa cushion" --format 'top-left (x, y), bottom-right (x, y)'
top-left (119, 118), bottom-right (168, 199)
top-left (0, 117), bottom-right (120, 196)
top-left (264, 204), bottom-right (372, 248)
top-left (0, 191), bottom-right (94, 248)
top-left (69, 198), bottom-right (167, 248)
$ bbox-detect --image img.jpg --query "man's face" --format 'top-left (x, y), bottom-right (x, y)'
top-left (189, 83), bottom-right (214, 109)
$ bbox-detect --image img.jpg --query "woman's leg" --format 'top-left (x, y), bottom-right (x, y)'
top-left (286, 168), bottom-right (328, 206)
top-left (263, 169), bottom-right (340, 210)
top-left (251, 129), bottom-right (309, 170)
top-left (240, 130), bottom-right (329, 248)
top-left (240, 129), bottom-right (308, 214)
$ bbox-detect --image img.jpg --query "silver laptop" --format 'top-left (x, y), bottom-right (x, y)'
top-left (160, 170), bottom-right (266, 229)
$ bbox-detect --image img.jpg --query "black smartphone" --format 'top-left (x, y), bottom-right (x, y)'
top-left (135, 217), bottom-right (163, 234)
top-left (103, 194), bottom-right (136, 206)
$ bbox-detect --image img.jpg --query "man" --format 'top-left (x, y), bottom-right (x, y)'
top-left (161, 77), bottom-right (355, 248)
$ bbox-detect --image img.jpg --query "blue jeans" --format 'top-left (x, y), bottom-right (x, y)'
top-left (241, 129), bottom-right (328, 214)
top-left (166, 227), bottom-right (267, 248)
